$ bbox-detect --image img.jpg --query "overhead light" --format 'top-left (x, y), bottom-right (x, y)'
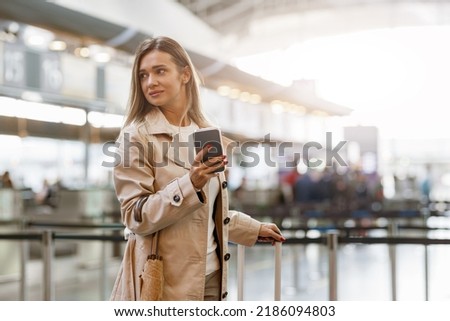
top-left (239, 91), bottom-right (251, 102)
top-left (229, 88), bottom-right (240, 99)
top-left (217, 85), bottom-right (230, 96)
top-left (312, 110), bottom-right (328, 117)
top-left (49, 40), bottom-right (67, 51)
top-left (296, 105), bottom-right (307, 115)
top-left (94, 52), bottom-right (111, 63)
top-left (270, 100), bottom-right (284, 114)
top-left (89, 44), bottom-right (113, 63)
top-left (23, 25), bottom-right (54, 50)
top-left (21, 91), bottom-right (43, 103)
top-left (7, 22), bottom-right (20, 34)
top-left (0, 22), bottom-right (20, 42)
top-left (249, 94), bottom-right (261, 104)
top-left (74, 46), bottom-right (90, 58)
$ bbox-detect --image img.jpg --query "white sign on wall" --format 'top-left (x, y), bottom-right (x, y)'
top-left (41, 52), bottom-right (63, 93)
top-left (105, 63), bottom-right (131, 112)
top-left (3, 43), bottom-right (25, 87)
top-left (61, 53), bottom-right (96, 99)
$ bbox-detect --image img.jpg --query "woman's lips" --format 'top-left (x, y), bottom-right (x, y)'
top-left (149, 90), bottom-right (163, 98)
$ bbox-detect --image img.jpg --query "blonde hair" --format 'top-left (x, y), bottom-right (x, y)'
top-left (123, 36), bottom-right (211, 128)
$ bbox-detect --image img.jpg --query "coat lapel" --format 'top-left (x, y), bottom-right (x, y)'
top-left (143, 108), bottom-right (194, 171)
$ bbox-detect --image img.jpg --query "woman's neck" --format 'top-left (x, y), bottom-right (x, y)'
top-left (160, 108), bottom-right (190, 126)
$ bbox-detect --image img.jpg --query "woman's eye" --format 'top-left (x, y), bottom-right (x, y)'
top-left (139, 73), bottom-right (147, 80)
top-left (157, 69), bottom-right (165, 75)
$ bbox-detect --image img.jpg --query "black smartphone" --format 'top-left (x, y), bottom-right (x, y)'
top-left (190, 127), bottom-right (224, 172)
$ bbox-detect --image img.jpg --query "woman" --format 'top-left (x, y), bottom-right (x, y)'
top-left (110, 36), bottom-right (285, 301)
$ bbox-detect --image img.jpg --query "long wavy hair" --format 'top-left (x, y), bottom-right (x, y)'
top-left (122, 36), bottom-right (211, 129)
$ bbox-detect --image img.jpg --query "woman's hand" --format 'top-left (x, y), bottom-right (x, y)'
top-left (190, 144), bottom-right (228, 190)
top-left (258, 223), bottom-right (286, 245)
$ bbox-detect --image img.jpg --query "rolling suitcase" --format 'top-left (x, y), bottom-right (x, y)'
top-left (236, 242), bottom-right (282, 301)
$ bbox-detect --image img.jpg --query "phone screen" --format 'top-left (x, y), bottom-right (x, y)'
top-left (191, 127), bottom-right (224, 172)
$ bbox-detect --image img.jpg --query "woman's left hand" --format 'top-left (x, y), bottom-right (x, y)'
top-left (258, 223), bottom-right (286, 245)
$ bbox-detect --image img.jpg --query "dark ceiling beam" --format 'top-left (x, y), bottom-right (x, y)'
top-left (205, 0), bottom-right (258, 27)
top-left (185, 0), bottom-right (224, 13)
top-left (105, 27), bottom-right (140, 48)
top-left (0, 0), bottom-right (149, 53)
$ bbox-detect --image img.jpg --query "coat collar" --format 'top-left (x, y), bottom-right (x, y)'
top-left (141, 107), bottom-right (195, 170)
top-left (142, 107), bottom-right (180, 136)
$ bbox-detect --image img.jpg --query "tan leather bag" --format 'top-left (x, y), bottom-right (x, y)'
top-left (139, 231), bottom-right (164, 301)
top-left (134, 196), bottom-right (164, 301)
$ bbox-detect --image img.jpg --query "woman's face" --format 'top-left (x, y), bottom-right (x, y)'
top-left (138, 50), bottom-right (189, 110)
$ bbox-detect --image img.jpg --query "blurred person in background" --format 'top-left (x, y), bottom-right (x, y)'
top-left (420, 164), bottom-right (432, 204)
top-left (35, 178), bottom-right (65, 207)
top-left (110, 36), bottom-right (285, 301)
top-left (0, 171), bottom-right (14, 189)
top-left (279, 162), bottom-right (300, 204)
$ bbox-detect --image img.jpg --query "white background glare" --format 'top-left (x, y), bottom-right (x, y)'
top-left (234, 26), bottom-right (450, 139)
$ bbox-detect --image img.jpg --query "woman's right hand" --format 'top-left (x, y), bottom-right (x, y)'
top-left (190, 145), bottom-right (228, 190)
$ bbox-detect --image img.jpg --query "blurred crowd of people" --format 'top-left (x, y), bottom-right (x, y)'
top-left (0, 170), bottom-right (64, 208)
top-left (279, 166), bottom-right (384, 212)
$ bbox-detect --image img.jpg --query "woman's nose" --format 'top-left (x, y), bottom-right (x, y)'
top-left (147, 74), bottom-right (157, 87)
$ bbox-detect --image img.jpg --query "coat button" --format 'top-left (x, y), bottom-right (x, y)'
top-left (222, 291), bottom-right (228, 299)
top-left (173, 195), bottom-right (181, 202)
top-left (224, 253), bottom-right (231, 261)
top-left (223, 217), bottom-right (230, 225)
top-left (221, 181), bottom-right (228, 189)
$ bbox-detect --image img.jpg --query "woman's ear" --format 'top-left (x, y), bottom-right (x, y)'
top-left (182, 66), bottom-right (191, 84)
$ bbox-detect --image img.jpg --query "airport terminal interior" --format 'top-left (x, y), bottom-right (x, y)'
top-left (1, 0), bottom-right (450, 301)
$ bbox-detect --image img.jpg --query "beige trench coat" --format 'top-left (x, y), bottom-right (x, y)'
top-left (110, 108), bottom-right (261, 301)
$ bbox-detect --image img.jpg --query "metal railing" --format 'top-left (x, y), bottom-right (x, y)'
top-left (0, 219), bottom-right (124, 300)
top-left (1, 219), bottom-right (450, 300)
top-left (282, 231), bottom-right (450, 301)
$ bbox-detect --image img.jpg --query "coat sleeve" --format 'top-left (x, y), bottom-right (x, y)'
top-left (113, 127), bottom-right (205, 236)
top-left (227, 210), bottom-right (261, 246)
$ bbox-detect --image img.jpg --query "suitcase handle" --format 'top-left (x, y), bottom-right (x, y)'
top-left (237, 242), bottom-right (282, 301)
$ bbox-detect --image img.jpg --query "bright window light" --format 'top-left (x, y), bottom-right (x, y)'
top-left (102, 113), bottom-right (124, 128)
top-left (0, 97), bottom-right (19, 117)
top-left (61, 107), bottom-right (86, 126)
top-left (234, 26), bottom-right (450, 139)
top-left (15, 100), bottom-right (61, 123)
top-left (0, 97), bottom-right (86, 126)
top-left (88, 111), bottom-right (123, 128)
top-left (87, 111), bottom-right (103, 128)
top-left (0, 134), bottom-right (22, 146)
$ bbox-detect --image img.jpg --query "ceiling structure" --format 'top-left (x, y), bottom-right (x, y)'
top-left (0, 0), bottom-right (353, 115)
top-left (176, 0), bottom-right (439, 33)
top-left (176, 0), bottom-right (450, 57)
top-left (2, 0), bottom-right (447, 118)
top-left (0, 0), bottom-right (149, 54)
top-left (176, 0), bottom-right (376, 35)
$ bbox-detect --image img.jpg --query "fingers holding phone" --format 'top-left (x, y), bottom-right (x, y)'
top-left (189, 128), bottom-right (227, 190)
top-left (191, 127), bottom-right (225, 170)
